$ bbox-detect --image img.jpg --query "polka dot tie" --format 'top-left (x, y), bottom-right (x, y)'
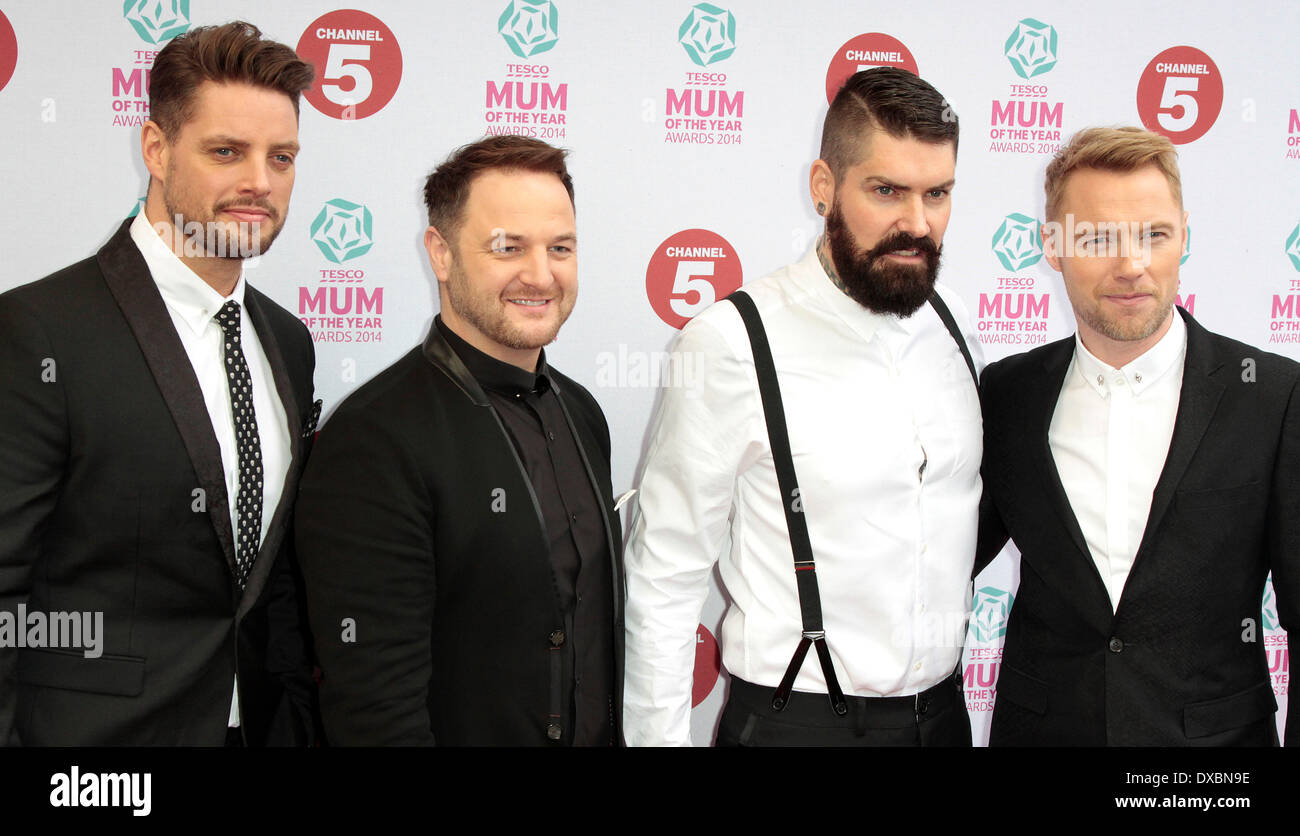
top-left (214, 301), bottom-right (263, 590)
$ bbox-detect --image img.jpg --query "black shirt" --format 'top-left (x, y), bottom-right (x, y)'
top-left (436, 316), bottom-right (615, 745)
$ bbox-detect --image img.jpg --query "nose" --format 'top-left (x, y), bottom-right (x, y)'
top-left (1117, 231), bottom-right (1150, 279)
top-left (238, 158), bottom-right (272, 197)
top-left (896, 194), bottom-right (931, 239)
top-left (516, 246), bottom-right (555, 289)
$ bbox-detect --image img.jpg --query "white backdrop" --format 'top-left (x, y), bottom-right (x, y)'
top-left (0, 0), bottom-right (1293, 745)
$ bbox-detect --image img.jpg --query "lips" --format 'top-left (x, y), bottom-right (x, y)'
top-left (1104, 292), bottom-right (1153, 307)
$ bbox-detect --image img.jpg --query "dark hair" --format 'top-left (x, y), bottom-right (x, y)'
top-left (423, 135), bottom-right (575, 240)
top-left (820, 67), bottom-right (958, 179)
top-left (149, 21), bottom-right (315, 139)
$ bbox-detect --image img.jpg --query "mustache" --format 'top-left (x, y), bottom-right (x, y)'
top-left (215, 199), bottom-right (279, 221)
top-left (865, 232), bottom-right (940, 261)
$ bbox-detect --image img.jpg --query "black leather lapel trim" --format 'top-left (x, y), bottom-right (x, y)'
top-left (97, 218), bottom-right (237, 576)
top-left (421, 322), bottom-right (492, 406)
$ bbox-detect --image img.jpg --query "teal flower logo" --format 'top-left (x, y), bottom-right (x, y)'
top-left (970, 586), bottom-right (1015, 642)
top-left (499, 0), bottom-right (560, 59)
top-left (310, 199), bottom-right (374, 263)
top-left (1004, 18), bottom-right (1058, 79)
top-left (679, 3), bottom-right (736, 66)
top-left (123, 0), bottom-right (191, 45)
top-left (992, 212), bottom-right (1043, 271)
top-left (1286, 223), bottom-right (1300, 272)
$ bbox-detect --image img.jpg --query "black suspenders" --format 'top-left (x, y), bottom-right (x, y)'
top-left (725, 288), bottom-right (978, 715)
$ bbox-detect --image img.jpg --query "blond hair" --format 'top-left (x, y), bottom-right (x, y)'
top-left (1044, 126), bottom-right (1181, 219)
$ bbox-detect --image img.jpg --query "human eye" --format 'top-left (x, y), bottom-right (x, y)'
top-left (873, 185), bottom-right (895, 197)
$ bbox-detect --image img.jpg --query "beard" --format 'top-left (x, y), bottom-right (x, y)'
top-left (1075, 292), bottom-right (1175, 344)
top-left (825, 203), bottom-right (941, 317)
top-left (444, 257), bottom-right (575, 355)
top-left (163, 179), bottom-right (284, 261)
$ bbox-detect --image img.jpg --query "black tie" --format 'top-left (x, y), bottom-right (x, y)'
top-left (214, 300), bottom-right (263, 589)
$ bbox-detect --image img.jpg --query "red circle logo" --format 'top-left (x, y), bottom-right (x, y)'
top-left (1136, 46), bottom-right (1223, 145)
top-left (297, 10), bottom-right (403, 120)
top-left (645, 229), bottom-right (743, 330)
top-left (825, 33), bottom-right (918, 104)
top-left (692, 624), bottom-right (722, 707)
top-left (0, 11), bottom-right (17, 93)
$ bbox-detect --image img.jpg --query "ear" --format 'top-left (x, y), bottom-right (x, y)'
top-left (1041, 220), bottom-right (1064, 273)
top-left (140, 119), bottom-right (169, 182)
top-left (809, 159), bottom-right (835, 216)
top-left (425, 225), bottom-right (453, 286)
top-left (1179, 210), bottom-right (1189, 251)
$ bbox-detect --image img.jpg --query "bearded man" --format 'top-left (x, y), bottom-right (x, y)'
top-left (295, 136), bottom-right (625, 746)
top-left (622, 68), bottom-right (983, 746)
top-left (0, 21), bottom-right (318, 746)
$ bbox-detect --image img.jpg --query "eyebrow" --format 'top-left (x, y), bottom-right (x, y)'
top-left (483, 232), bottom-right (577, 245)
top-left (203, 135), bottom-right (301, 154)
top-left (862, 175), bottom-right (956, 192)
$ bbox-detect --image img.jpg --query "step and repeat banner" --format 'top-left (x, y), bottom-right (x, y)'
top-left (0, 0), bottom-right (1293, 745)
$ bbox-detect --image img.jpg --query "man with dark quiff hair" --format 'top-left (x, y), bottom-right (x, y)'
top-left (0, 20), bottom-right (320, 745)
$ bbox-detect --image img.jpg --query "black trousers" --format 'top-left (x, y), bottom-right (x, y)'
top-left (716, 673), bottom-right (972, 747)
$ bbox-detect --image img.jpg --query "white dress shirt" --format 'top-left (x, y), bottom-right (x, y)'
top-left (1049, 312), bottom-right (1187, 611)
top-left (623, 245), bottom-right (984, 746)
top-left (130, 212), bottom-right (293, 726)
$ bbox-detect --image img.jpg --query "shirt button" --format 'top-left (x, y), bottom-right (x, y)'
top-left (1108, 637), bottom-right (1124, 653)
top-left (547, 431), bottom-right (555, 441)
top-left (913, 661), bottom-right (923, 672)
top-left (549, 630), bottom-right (566, 647)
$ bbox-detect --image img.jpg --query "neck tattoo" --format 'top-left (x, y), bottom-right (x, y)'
top-left (816, 235), bottom-right (851, 297)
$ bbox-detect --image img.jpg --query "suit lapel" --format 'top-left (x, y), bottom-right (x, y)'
top-left (1030, 340), bottom-right (1092, 561)
top-left (97, 219), bottom-right (238, 577)
top-left (1027, 338), bottom-right (1118, 614)
top-left (1131, 309), bottom-right (1225, 566)
top-left (237, 287), bottom-right (305, 616)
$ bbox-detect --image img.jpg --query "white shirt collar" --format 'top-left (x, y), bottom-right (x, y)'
top-left (129, 212), bottom-right (247, 338)
top-left (789, 239), bottom-right (907, 345)
top-left (1072, 308), bottom-right (1187, 398)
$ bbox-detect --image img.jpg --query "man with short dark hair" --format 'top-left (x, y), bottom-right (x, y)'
top-left (0, 21), bottom-right (318, 746)
top-left (623, 68), bottom-right (982, 746)
top-left (295, 135), bottom-right (624, 746)
top-left (978, 126), bottom-right (1299, 746)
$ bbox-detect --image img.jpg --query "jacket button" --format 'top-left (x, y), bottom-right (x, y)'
top-left (546, 723), bottom-right (562, 740)
top-left (549, 630), bottom-right (566, 647)
top-left (917, 696), bottom-right (930, 715)
top-left (1108, 637), bottom-right (1124, 653)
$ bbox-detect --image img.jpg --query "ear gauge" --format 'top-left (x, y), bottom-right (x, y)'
top-left (817, 202), bottom-right (826, 216)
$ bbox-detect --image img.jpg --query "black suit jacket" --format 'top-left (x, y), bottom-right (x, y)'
top-left (295, 322), bottom-right (625, 745)
top-left (0, 218), bottom-right (319, 745)
top-left (977, 308), bottom-right (1299, 746)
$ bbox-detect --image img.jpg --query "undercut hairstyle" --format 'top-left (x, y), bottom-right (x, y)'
top-left (1044, 126), bottom-right (1182, 220)
top-left (820, 67), bottom-right (958, 181)
top-left (149, 21), bottom-right (315, 140)
top-left (423, 135), bottom-right (575, 241)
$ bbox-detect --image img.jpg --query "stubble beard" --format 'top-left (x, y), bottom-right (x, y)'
top-left (445, 258), bottom-right (573, 353)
